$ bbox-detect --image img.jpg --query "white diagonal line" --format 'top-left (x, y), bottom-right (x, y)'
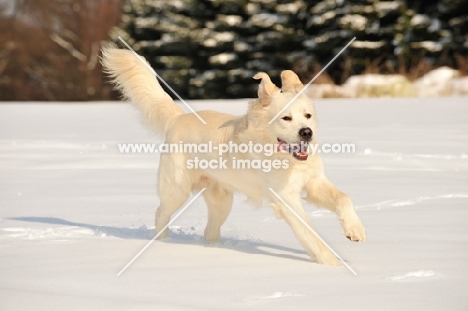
top-left (117, 36), bottom-right (207, 125)
top-left (268, 188), bottom-right (357, 275)
top-left (117, 188), bottom-right (206, 276)
top-left (268, 37), bottom-right (356, 124)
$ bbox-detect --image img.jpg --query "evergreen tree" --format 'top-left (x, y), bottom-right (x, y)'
top-left (111, 0), bottom-right (468, 99)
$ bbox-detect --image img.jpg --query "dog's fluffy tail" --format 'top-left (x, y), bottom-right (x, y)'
top-left (101, 45), bottom-right (184, 135)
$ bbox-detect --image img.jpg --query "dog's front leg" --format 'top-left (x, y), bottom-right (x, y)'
top-left (306, 175), bottom-right (366, 242)
top-left (271, 193), bottom-right (341, 265)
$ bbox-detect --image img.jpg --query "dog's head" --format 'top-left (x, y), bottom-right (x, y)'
top-left (251, 70), bottom-right (317, 161)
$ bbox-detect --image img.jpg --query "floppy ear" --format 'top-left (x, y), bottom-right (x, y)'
top-left (253, 72), bottom-right (279, 104)
top-left (281, 70), bottom-right (303, 93)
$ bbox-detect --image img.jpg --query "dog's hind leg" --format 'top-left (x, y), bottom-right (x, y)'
top-left (305, 174), bottom-right (366, 242)
top-left (202, 182), bottom-right (233, 243)
top-left (155, 155), bottom-right (192, 239)
top-left (155, 193), bottom-right (190, 240)
top-left (271, 193), bottom-right (341, 265)
top-left (155, 187), bottom-right (190, 240)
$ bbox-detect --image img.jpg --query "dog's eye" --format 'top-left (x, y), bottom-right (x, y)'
top-left (282, 116), bottom-right (292, 121)
top-left (305, 113), bottom-right (312, 119)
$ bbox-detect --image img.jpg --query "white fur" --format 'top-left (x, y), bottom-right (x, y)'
top-left (102, 47), bottom-right (366, 265)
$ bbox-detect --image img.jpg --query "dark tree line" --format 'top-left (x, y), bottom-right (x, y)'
top-left (1, 0), bottom-right (467, 100)
top-left (113, 0), bottom-right (468, 99)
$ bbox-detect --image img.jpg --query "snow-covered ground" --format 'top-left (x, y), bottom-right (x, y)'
top-left (1, 98), bottom-right (467, 310)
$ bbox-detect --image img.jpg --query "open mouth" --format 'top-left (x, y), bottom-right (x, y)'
top-left (277, 138), bottom-right (309, 161)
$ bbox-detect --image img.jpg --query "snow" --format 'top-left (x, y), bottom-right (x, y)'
top-left (415, 67), bottom-right (460, 85)
top-left (1, 98), bottom-right (467, 310)
top-left (209, 53), bottom-right (237, 65)
top-left (350, 40), bottom-right (385, 49)
top-left (339, 14), bottom-right (367, 31)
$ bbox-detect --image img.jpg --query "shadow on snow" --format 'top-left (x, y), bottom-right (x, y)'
top-left (9, 216), bottom-right (310, 263)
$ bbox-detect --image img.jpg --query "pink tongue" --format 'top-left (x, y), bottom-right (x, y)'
top-left (294, 143), bottom-right (309, 160)
top-left (295, 150), bottom-right (309, 160)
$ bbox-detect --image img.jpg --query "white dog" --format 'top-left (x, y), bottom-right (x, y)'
top-left (102, 47), bottom-right (365, 265)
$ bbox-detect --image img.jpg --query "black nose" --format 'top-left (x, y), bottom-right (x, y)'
top-left (299, 127), bottom-right (313, 140)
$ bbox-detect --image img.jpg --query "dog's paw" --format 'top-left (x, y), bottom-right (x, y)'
top-left (204, 230), bottom-right (221, 244)
top-left (155, 228), bottom-right (169, 240)
top-left (343, 220), bottom-right (366, 242)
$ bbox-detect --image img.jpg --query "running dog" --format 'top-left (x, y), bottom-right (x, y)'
top-left (102, 46), bottom-right (365, 265)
